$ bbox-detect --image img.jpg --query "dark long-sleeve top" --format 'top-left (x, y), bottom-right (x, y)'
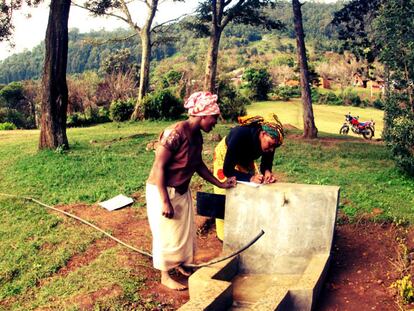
top-left (223, 126), bottom-right (275, 182)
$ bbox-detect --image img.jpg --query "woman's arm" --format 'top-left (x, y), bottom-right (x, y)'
top-left (261, 151), bottom-right (276, 183)
top-left (197, 161), bottom-right (236, 188)
top-left (152, 146), bottom-right (175, 218)
top-left (222, 129), bottom-right (253, 182)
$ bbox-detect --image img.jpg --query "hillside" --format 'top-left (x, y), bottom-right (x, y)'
top-left (0, 1), bottom-right (343, 84)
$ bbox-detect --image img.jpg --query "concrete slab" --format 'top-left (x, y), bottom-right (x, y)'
top-left (179, 182), bottom-right (339, 311)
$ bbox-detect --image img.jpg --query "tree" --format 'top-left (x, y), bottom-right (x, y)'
top-left (330, 0), bottom-right (382, 80)
top-left (1, 0), bottom-right (72, 147)
top-left (292, 0), bottom-right (317, 139)
top-left (187, 0), bottom-right (283, 92)
top-left (0, 1), bottom-right (40, 42)
top-left (78, 0), bottom-right (184, 120)
top-left (372, 0), bottom-right (414, 175)
top-left (39, 0), bottom-right (71, 149)
top-left (242, 67), bottom-right (272, 100)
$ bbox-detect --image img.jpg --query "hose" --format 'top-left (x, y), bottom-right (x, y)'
top-left (0, 193), bottom-right (264, 269)
top-left (183, 230), bottom-right (265, 269)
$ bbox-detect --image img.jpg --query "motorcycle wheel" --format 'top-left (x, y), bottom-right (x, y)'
top-left (339, 125), bottom-right (349, 135)
top-left (362, 127), bottom-right (374, 140)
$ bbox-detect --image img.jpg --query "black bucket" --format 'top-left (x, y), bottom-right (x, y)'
top-left (196, 192), bottom-right (225, 219)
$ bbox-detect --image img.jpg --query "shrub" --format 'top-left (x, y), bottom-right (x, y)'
top-left (373, 98), bottom-right (385, 110)
top-left (0, 81), bottom-right (24, 108)
top-left (0, 122), bottom-right (16, 130)
top-left (0, 107), bottom-right (26, 128)
top-left (217, 80), bottom-right (250, 121)
top-left (66, 107), bottom-right (110, 127)
top-left (361, 99), bottom-right (370, 107)
top-left (160, 70), bottom-right (183, 88)
top-left (110, 99), bottom-right (135, 122)
top-left (242, 67), bottom-right (273, 100)
top-left (311, 88), bottom-right (320, 103)
top-left (143, 89), bottom-right (184, 120)
top-left (383, 94), bottom-right (414, 176)
top-left (273, 86), bottom-right (301, 101)
top-left (342, 88), bottom-right (362, 107)
top-left (317, 92), bottom-right (343, 106)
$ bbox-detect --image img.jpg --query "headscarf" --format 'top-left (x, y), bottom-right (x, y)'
top-left (238, 114), bottom-right (285, 146)
top-left (184, 91), bottom-right (220, 116)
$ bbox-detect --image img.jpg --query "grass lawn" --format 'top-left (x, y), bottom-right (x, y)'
top-left (0, 103), bottom-right (413, 309)
top-left (248, 99), bottom-right (384, 138)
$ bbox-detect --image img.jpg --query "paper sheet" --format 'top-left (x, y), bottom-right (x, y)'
top-left (98, 194), bottom-right (134, 211)
top-left (236, 181), bottom-right (262, 188)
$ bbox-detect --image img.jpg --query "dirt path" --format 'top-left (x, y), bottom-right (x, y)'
top-left (51, 203), bottom-right (411, 310)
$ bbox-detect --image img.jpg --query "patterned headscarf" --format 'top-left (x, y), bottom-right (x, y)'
top-left (184, 91), bottom-right (220, 116)
top-left (238, 114), bottom-right (285, 146)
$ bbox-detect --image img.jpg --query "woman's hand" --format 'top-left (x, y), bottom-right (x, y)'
top-left (264, 170), bottom-right (276, 184)
top-left (162, 202), bottom-right (174, 219)
top-left (220, 176), bottom-right (237, 189)
top-left (250, 174), bottom-right (264, 184)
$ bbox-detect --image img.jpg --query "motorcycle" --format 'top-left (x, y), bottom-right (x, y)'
top-left (339, 113), bottom-right (375, 140)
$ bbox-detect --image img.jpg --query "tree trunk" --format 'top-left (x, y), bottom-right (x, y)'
top-left (292, 0), bottom-right (318, 139)
top-left (204, 28), bottom-right (222, 93)
top-left (39, 0), bottom-right (71, 149)
top-left (132, 27), bottom-right (151, 120)
top-left (130, 0), bottom-right (158, 121)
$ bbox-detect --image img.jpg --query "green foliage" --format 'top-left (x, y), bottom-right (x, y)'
top-left (372, 98), bottom-right (384, 110)
top-left (142, 89), bottom-right (184, 120)
top-left (217, 80), bottom-right (250, 121)
top-left (0, 122), bottom-right (16, 130)
top-left (0, 107), bottom-right (26, 128)
top-left (317, 92), bottom-right (342, 105)
top-left (392, 275), bottom-right (414, 304)
top-left (342, 88), bottom-right (362, 107)
top-left (67, 107), bottom-right (110, 127)
top-left (269, 54), bottom-right (295, 67)
top-left (159, 70), bottom-right (183, 88)
top-left (99, 48), bottom-right (139, 80)
top-left (109, 99), bottom-right (135, 122)
top-left (383, 95), bottom-right (414, 176)
top-left (0, 1), bottom-right (346, 85)
top-left (331, 0), bottom-right (381, 62)
top-left (273, 86), bottom-right (301, 101)
top-left (242, 67), bottom-right (273, 100)
top-left (372, 0), bottom-right (414, 176)
top-left (0, 81), bottom-right (24, 108)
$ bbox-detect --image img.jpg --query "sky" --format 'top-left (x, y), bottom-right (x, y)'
top-left (0, 0), bottom-right (338, 61)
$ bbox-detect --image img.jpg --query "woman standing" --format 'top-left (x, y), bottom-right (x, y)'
top-left (213, 115), bottom-right (284, 240)
top-left (146, 91), bottom-right (236, 290)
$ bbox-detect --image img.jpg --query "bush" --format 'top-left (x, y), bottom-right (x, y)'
top-left (66, 107), bottom-right (110, 128)
top-left (383, 94), bottom-right (414, 176)
top-left (311, 88), bottom-right (320, 103)
top-left (0, 122), bottom-right (16, 130)
top-left (160, 70), bottom-right (183, 88)
top-left (317, 92), bottom-right (343, 106)
top-left (342, 88), bottom-right (362, 107)
top-left (217, 80), bottom-right (250, 121)
top-left (273, 86), bottom-right (301, 101)
top-left (373, 98), bottom-right (385, 110)
top-left (0, 107), bottom-right (26, 128)
top-left (242, 67), bottom-right (273, 100)
top-left (0, 81), bottom-right (24, 108)
top-left (110, 99), bottom-right (135, 122)
top-left (143, 89), bottom-right (184, 120)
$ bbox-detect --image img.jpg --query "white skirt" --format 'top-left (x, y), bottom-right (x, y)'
top-left (146, 183), bottom-right (196, 271)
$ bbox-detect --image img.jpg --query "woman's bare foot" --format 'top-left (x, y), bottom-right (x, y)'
top-left (176, 265), bottom-right (192, 277)
top-left (161, 271), bottom-right (187, 291)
